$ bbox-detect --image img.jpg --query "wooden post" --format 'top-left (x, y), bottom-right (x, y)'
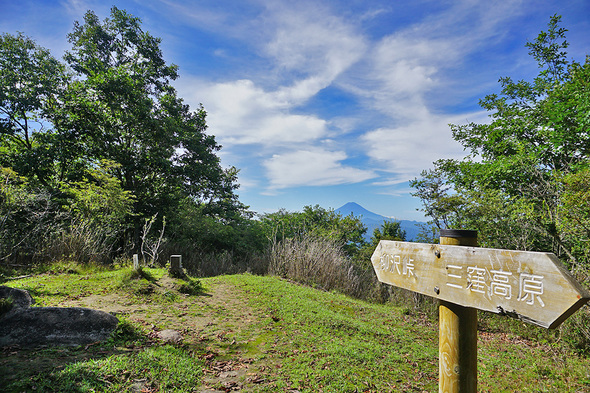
top-left (439, 229), bottom-right (478, 393)
top-left (371, 230), bottom-right (590, 391)
top-left (133, 254), bottom-right (139, 271)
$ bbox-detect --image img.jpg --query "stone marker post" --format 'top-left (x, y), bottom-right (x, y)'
top-left (170, 254), bottom-right (183, 277)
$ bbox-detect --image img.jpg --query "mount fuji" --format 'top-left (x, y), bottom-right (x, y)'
top-left (335, 202), bottom-right (425, 241)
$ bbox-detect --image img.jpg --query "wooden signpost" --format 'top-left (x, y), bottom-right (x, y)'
top-left (371, 229), bottom-right (590, 393)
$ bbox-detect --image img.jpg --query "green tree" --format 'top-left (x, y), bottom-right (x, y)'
top-left (369, 220), bottom-right (406, 245)
top-left (355, 220), bottom-right (406, 269)
top-left (0, 32), bottom-right (69, 186)
top-left (260, 205), bottom-right (367, 257)
top-left (55, 7), bottom-right (247, 239)
top-left (409, 167), bottom-right (465, 230)
top-left (1, 8), bottom-right (253, 264)
top-left (411, 15), bottom-right (590, 263)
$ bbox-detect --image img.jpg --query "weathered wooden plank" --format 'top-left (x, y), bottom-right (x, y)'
top-left (371, 241), bottom-right (590, 328)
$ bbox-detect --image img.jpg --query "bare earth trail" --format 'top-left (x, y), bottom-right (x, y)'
top-left (2, 274), bottom-right (282, 392)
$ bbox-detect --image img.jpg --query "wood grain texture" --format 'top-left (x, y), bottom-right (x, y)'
top-left (439, 302), bottom-right (477, 393)
top-left (438, 233), bottom-right (477, 393)
top-left (371, 241), bottom-right (590, 328)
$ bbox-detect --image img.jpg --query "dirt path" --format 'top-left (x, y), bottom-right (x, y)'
top-left (2, 275), bottom-right (277, 392)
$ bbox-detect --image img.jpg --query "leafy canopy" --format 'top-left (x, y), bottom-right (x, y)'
top-left (0, 32), bottom-right (69, 186)
top-left (57, 7), bottom-right (243, 222)
top-left (411, 15), bottom-right (590, 269)
top-left (0, 7), bottom-right (251, 262)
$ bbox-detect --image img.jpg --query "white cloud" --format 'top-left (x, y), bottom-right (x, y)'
top-left (342, 25), bottom-right (466, 123)
top-left (362, 110), bottom-right (489, 185)
top-left (60, 0), bottom-right (91, 16)
top-left (374, 35), bottom-right (455, 93)
top-left (155, 0), bottom-right (255, 37)
top-left (355, 31), bottom-right (466, 181)
top-left (171, 0), bottom-right (524, 193)
top-left (176, 2), bottom-right (367, 148)
top-left (181, 79), bottom-right (329, 146)
top-left (337, 1), bottom-right (526, 187)
top-left (264, 4), bottom-right (367, 89)
top-left (264, 148), bottom-right (376, 190)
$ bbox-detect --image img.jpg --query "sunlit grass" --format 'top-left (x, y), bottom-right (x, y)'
top-left (2, 267), bottom-right (590, 392)
top-left (225, 274), bottom-right (439, 392)
top-left (8, 345), bottom-right (205, 393)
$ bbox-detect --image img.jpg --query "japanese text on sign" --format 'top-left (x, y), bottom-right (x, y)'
top-left (378, 254), bottom-right (414, 277)
top-left (377, 253), bottom-right (545, 307)
top-left (444, 264), bottom-right (544, 307)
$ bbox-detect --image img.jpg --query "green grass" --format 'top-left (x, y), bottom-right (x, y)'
top-left (226, 274), bottom-right (439, 392)
top-left (1, 266), bottom-right (589, 392)
top-left (8, 345), bottom-right (205, 392)
top-left (1, 265), bottom-right (209, 392)
top-left (223, 274), bottom-right (590, 393)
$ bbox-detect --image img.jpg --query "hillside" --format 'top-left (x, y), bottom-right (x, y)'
top-left (1, 267), bottom-right (589, 392)
top-left (336, 202), bottom-right (425, 241)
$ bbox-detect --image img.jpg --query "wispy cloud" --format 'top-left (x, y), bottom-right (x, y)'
top-left (5, 0), bottom-right (581, 218)
top-left (175, 0), bottom-right (371, 189)
top-left (362, 111), bottom-right (489, 186)
top-left (263, 2), bottom-right (367, 90)
top-left (182, 78), bottom-right (329, 145)
top-left (341, 0), bottom-right (526, 183)
top-left (60, 0), bottom-right (92, 16)
top-left (263, 148), bottom-right (376, 190)
top-left (174, 0), bottom-right (529, 191)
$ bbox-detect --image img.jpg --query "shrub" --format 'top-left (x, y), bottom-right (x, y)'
top-left (561, 305), bottom-right (590, 354)
top-left (1, 168), bottom-right (53, 263)
top-left (0, 163), bottom-right (133, 266)
top-left (265, 234), bottom-right (378, 300)
top-left (177, 277), bottom-right (203, 295)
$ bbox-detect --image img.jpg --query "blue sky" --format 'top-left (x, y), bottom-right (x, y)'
top-left (1, 0), bottom-right (589, 220)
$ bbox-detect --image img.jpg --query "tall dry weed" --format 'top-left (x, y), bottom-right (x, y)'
top-left (43, 218), bottom-right (119, 264)
top-left (266, 234), bottom-right (380, 300)
top-left (159, 242), bottom-right (267, 277)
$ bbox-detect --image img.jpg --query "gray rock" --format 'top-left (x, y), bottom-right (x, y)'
top-left (0, 286), bottom-right (34, 309)
top-left (157, 329), bottom-right (182, 343)
top-left (0, 286), bottom-right (118, 347)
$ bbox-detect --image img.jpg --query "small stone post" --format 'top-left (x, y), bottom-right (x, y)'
top-left (133, 254), bottom-right (140, 271)
top-left (170, 254), bottom-right (183, 277)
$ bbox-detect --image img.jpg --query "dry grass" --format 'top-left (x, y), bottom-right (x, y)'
top-left (265, 234), bottom-right (378, 300)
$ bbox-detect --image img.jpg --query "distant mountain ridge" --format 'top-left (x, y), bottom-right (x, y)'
top-left (335, 202), bottom-right (424, 241)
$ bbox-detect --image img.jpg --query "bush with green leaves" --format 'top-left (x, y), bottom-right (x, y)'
top-left (260, 204), bottom-right (367, 257)
top-left (354, 220), bottom-right (406, 269)
top-left (0, 167), bottom-right (62, 264)
top-left (411, 15), bottom-right (590, 351)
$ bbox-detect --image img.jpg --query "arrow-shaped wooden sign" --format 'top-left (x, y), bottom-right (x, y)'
top-left (371, 241), bottom-right (590, 328)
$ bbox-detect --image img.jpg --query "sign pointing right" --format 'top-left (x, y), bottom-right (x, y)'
top-left (371, 240), bottom-right (590, 329)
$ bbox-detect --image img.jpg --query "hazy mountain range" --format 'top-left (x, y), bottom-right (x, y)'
top-left (335, 202), bottom-right (425, 241)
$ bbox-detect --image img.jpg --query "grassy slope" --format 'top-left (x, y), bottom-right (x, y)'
top-left (1, 267), bottom-right (589, 392)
